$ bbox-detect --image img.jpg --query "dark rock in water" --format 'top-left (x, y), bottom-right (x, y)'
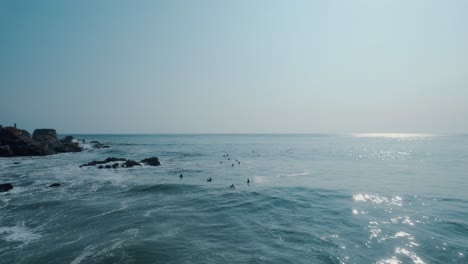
top-left (105, 157), bottom-right (126, 163)
top-left (13, 161), bottom-right (21, 165)
top-left (80, 156), bottom-right (160, 169)
top-left (34, 129), bottom-right (81, 154)
top-left (0, 127), bottom-right (42, 156)
top-left (55, 140), bottom-right (82, 153)
top-left (0, 126), bottom-right (82, 157)
top-left (121, 160), bottom-right (141, 168)
top-left (63, 136), bottom-right (74, 142)
top-left (0, 183), bottom-right (13, 192)
top-left (49, 183), bottom-right (61, 187)
top-left (0, 145), bottom-right (14, 157)
top-left (55, 135), bottom-right (81, 153)
top-left (140, 157), bottom-right (161, 166)
top-left (79, 157), bottom-right (126, 167)
top-left (33, 129), bottom-right (58, 143)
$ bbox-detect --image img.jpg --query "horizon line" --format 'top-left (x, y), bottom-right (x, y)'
top-left (58, 132), bottom-right (467, 136)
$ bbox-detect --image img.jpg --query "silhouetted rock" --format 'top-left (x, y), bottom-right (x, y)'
top-left (80, 156), bottom-right (161, 169)
top-left (49, 183), bottom-right (61, 187)
top-left (122, 160), bottom-right (141, 168)
top-left (54, 135), bottom-right (81, 153)
top-left (0, 145), bottom-right (14, 157)
top-left (0, 183), bottom-right (13, 192)
top-left (0, 126), bottom-right (83, 157)
top-left (140, 157), bottom-right (161, 166)
top-left (63, 136), bottom-right (74, 142)
top-left (55, 140), bottom-right (81, 153)
top-left (33, 129), bottom-right (59, 143)
top-left (0, 126), bottom-right (42, 156)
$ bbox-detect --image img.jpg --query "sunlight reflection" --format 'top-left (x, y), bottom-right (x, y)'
top-left (352, 133), bottom-right (435, 139)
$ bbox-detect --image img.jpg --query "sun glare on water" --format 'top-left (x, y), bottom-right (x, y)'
top-left (352, 133), bottom-right (435, 139)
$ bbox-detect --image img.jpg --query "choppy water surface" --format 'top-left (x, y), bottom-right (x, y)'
top-left (1, 134), bottom-right (467, 263)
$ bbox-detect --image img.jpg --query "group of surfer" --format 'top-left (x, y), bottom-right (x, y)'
top-left (179, 153), bottom-right (250, 188)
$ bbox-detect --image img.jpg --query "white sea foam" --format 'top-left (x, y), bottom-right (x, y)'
top-left (0, 222), bottom-right (41, 245)
top-left (76, 140), bottom-right (94, 150)
top-left (284, 172), bottom-right (310, 177)
top-left (253, 176), bottom-right (269, 183)
top-left (376, 256), bottom-right (402, 264)
top-left (70, 245), bottom-right (95, 264)
top-left (88, 201), bottom-right (128, 219)
top-left (70, 229), bottom-right (138, 264)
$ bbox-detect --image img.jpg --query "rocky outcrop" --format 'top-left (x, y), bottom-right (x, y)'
top-left (141, 157), bottom-right (161, 166)
top-left (79, 157), bottom-right (127, 167)
top-left (122, 160), bottom-right (141, 168)
top-left (0, 145), bottom-right (14, 156)
top-left (80, 156), bottom-right (161, 169)
top-left (0, 183), bottom-right (13, 192)
top-left (90, 141), bottom-right (110, 149)
top-left (33, 129), bottom-right (59, 144)
top-left (0, 126), bottom-right (82, 157)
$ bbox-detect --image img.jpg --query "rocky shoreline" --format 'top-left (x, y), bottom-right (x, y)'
top-left (0, 125), bottom-right (164, 193)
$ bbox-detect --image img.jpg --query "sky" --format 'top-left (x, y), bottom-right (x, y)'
top-left (1, 0), bottom-right (467, 134)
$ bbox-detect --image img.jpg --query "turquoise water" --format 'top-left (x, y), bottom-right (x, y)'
top-left (1, 134), bottom-right (467, 263)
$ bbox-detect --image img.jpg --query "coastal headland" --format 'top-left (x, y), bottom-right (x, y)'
top-left (0, 125), bottom-right (81, 157)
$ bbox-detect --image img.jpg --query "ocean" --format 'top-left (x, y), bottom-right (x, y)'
top-left (1, 134), bottom-right (467, 264)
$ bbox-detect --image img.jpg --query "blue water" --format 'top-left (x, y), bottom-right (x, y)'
top-left (1, 134), bottom-right (467, 263)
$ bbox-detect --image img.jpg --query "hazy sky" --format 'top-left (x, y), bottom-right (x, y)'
top-left (1, 0), bottom-right (467, 134)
